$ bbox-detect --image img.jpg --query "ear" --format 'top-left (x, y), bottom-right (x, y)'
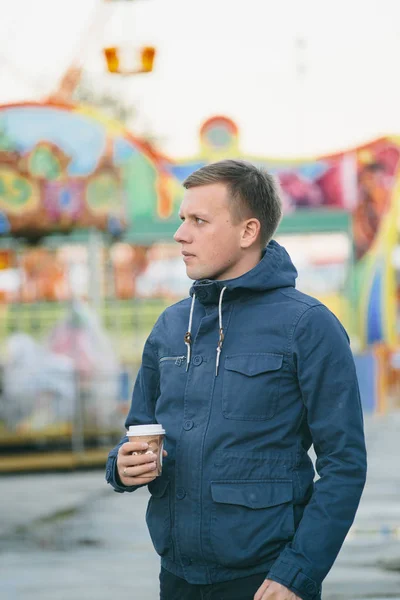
top-left (240, 218), bottom-right (261, 248)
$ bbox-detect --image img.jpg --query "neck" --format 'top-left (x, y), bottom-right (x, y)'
top-left (215, 248), bottom-right (262, 281)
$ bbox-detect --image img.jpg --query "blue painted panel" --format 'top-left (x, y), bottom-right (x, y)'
top-left (354, 352), bottom-right (376, 413)
top-left (367, 266), bottom-right (383, 344)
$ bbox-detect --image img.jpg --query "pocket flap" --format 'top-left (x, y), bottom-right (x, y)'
top-left (211, 480), bottom-right (292, 509)
top-left (225, 354), bottom-right (283, 377)
top-left (148, 477), bottom-right (169, 498)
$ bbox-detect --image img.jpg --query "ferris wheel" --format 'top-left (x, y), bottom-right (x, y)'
top-left (48, 0), bottom-right (156, 105)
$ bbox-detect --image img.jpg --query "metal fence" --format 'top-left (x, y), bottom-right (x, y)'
top-left (0, 299), bottom-right (168, 360)
top-left (0, 299), bottom-right (169, 471)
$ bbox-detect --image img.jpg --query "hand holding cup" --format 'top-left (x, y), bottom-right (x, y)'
top-left (117, 441), bottom-right (167, 486)
top-left (117, 424), bottom-right (166, 486)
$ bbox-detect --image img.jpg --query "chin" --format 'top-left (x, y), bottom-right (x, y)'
top-left (186, 267), bottom-right (212, 281)
top-left (186, 270), bottom-right (201, 281)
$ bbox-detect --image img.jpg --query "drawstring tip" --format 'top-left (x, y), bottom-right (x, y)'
top-left (185, 342), bottom-right (191, 372)
top-left (216, 348), bottom-right (221, 376)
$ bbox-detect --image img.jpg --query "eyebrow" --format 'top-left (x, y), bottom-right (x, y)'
top-left (178, 211), bottom-right (208, 220)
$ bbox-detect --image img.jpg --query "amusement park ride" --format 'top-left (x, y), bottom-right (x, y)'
top-left (48, 0), bottom-right (157, 106)
top-left (0, 0), bottom-right (399, 470)
top-left (0, 0), bottom-right (161, 471)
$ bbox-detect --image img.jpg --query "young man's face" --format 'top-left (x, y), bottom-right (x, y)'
top-left (174, 182), bottom-right (247, 281)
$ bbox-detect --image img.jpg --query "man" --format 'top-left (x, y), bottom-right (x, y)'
top-left (106, 160), bottom-right (367, 600)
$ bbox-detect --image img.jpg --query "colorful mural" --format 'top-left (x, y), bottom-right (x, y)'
top-left (1, 105), bottom-right (399, 350)
top-left (159, 116), bottom-right (400, 350)
top-left (355, 166), bottom-right (400, 349)
top-left (166, 117), bottom-right (400, 242)
top-left (0, 102), bottom-right (170, 238)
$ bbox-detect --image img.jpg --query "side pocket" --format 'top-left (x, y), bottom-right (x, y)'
top-left (146, 478), bottom-right (174, 559)
top-left (210, 480), bottom-right (294, 568)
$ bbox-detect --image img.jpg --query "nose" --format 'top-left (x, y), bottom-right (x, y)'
top-left (174, 221), bottom-right (190, 244)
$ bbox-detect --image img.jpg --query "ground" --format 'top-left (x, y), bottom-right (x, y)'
top-left (0, 412), bottom-right (399, 600)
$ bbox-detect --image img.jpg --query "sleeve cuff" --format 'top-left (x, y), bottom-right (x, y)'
top-left (267, 558), bottom-right (321, 600)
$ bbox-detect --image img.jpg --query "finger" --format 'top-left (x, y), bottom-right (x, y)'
top-left (254, 580), bottom-right (271, 600)
top-left (258, 591), bottom-right (274, 600)
top-left (121, 461), bottom-right (157, 478)
top-left (122, 461), bottom-right (158, 478)
top-left (162, 449), bottom-right (168, 457)
top-left (121, 473), bottom-right (157, 486)
top-left (125, 474), bottom-right (158, 486)
top-left (119, 441), bottom-right (149, 455)
top-left (120, 452), bottom-right (158, 468)
top-left (122, 476), bottom-right (157, 486)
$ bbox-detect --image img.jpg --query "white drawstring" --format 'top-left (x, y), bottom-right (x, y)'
top-left (184, 286), bottom-right (227, 376)
top-left (216, 286), bottom-right (227, 376)
top-left (184, 293), bottom-right (196, 371)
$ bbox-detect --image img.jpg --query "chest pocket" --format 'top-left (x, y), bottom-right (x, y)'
top-left (222, 353), bottom-right (283, 420)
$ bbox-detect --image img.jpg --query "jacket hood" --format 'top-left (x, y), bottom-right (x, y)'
top-left (189, 240), bottom-right (297, 305)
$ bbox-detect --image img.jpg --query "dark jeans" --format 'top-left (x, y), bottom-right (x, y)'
top-left (159, 568), bottom-right (267, 600)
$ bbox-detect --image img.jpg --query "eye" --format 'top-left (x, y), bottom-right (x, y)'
top-left (195, 217), bottom-right (205, 225)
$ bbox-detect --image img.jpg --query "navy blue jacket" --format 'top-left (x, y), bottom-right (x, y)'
top-left (106, 240), bottom-right (367, 600)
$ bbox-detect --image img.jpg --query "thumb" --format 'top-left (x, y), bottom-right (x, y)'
top-left (254, 578), bottom-right (272, 600)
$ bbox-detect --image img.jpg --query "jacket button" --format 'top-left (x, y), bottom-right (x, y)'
top-left (183, 420), bottom-right (194, 430)
top-left (181, 555), bottom-right (192, 566)
top-left (305, 582), bottom-right (315, 594)
top-left (176, 487), bottom-right (186, 500)
top-left (193, 355), bottom-right (202, 366)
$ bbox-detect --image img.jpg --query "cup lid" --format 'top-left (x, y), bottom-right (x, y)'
top-left (126, 424), bottom-right (165, 436)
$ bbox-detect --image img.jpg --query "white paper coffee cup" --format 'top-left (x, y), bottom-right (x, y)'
top-left (126, 424), bottom-right (166, 475)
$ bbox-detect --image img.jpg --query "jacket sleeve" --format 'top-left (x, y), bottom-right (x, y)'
top-left (105, 336), bottom-right (160, 493)
top-left (267, 304), bottom-right (367, 600)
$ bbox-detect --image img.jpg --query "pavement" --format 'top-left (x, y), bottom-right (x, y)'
top-left (1, 412), bottom-right (400, 600)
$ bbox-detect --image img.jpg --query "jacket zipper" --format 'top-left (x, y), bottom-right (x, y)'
top-left (159, 356), bottom-right (186, 366)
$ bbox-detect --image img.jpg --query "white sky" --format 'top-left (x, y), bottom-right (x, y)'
top-left (1, 0), bottom-right (400, 158)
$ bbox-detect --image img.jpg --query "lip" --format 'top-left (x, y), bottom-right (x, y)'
top-left (182, 251), bottom-right (195, 258)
